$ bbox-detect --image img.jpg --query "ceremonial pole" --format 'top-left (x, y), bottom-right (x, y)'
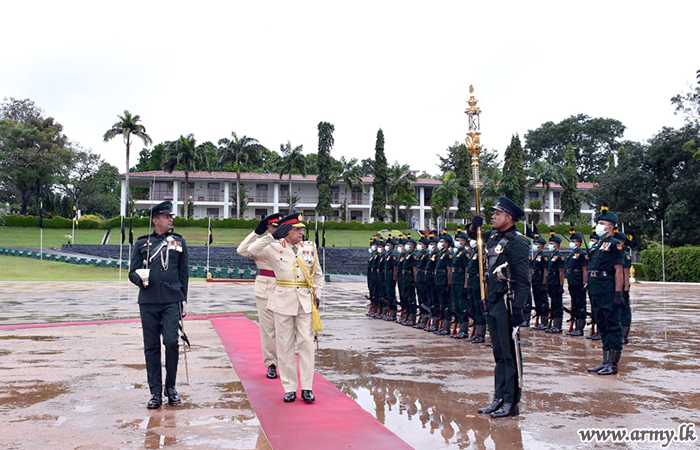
top-left (465, 85), bottom-right (487, 307)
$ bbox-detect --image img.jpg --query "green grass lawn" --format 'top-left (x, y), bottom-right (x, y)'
top-left (0, 255), bottom-right (128, 281)
top-left (0, 227), bottom-right (387, 248)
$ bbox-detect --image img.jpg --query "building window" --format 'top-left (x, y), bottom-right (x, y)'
top-left (206, 208), bottom-right (220, 219)
top-left (256, 184), bottom-right (268, 202)
top-left (254, 208), bottom-right (268, 219)
top-left (207, 183), bottom-right (220, 190)
top-left (303, 210), bottom-right (316, 221)
top-left (529, 191), bottom-right (539, 199)
top-left (180, 182), bottom-right (195, 189)
top-left (351, 210), bottom-right (363, 221)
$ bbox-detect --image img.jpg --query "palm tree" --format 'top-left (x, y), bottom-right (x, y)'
top-left (103, 111), bottom-right (153, 213)
top-left (276, 141), bottom-right (307, 209)
top-left (527, 160), bottom-right (564, 222)
top-left (480, 168), bottom-right (503, 222)
top-left (338, 156), bottom-right (365, 221)
top-left (217, 132), bottom-right (265, 218)
top-left (432, 171), bottom-right (467, 224)
top-left (387, 162), bottom-right (417, 223)
top-left (162, 134), bottom-right (209, 219)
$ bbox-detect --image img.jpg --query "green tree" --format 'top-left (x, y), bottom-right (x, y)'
top-left (432, 171), bottom-right (465, 224)
top-left (561, 143), bottom-right (582, 223)
top-left (528, 199), bottom-right (543, 225)
top-left (79, 162), bottom-right (121, 218)
top-left (527, 160), bottom-right (563, 223)
top-left (217, 132), bottom-right (264, 219)
top-left (103, 110), bottom-right (153, 212)
top-left (500, 134), bottom-right (527, 208)
top-left (524, 114), bottom-right (625, 182)
top-left (277, 141), bottom-right (307, 209)
top-left (387, 161), bottom-right (417, 222)
top-left (670, 69), bottom-right (700, 126)
top-left (480, 168), bottom-right (503, 222)
top-left (316, 121), bottom-right (335, 217)
top-left (337, 156), bottom-right (365, 221)
top-left (370, 129), bottom-right (388, 221)
top-left (439, 142), bottom-right (472, 220)
top-left (163, 134), bottom-right (209, 219)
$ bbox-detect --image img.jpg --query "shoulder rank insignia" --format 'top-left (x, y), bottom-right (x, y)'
top-left (552, 255), bottom-right (558, 261)
top-left (617, 242), bottom-right (624, 251)
top-left (573, 254), bottom-right (579, 259)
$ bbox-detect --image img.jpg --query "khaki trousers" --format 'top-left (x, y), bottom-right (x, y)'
top-left (256, 295), bottom-right (277, 368)
top-left (274, 303), bottom-right (314, 393)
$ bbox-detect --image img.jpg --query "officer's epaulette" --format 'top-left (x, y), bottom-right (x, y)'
top-left (302, 240), bottom-right (316, 247)
top-left (137, 233), bottom-right (151, 240)
top-left (169, 232), bottom-right (183, 238)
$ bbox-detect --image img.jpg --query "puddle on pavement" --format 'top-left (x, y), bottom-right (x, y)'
top-left (0, 380), bottom-right (69, 410)
top-left (0, 335), bottom-right (60, 341)
top-left (123, 363), bottom-right (147, 371)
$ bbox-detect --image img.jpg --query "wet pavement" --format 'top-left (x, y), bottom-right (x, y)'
top-left (1, 281), bottom-right (699, 449)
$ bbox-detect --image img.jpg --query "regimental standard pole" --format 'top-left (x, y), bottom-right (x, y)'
top-left (465, 85), bottom-right (487, 306)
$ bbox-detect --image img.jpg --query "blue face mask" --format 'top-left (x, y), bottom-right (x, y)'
top-left (454, 241), bottom-right (462, 249)
top-left (569, 242), bottom-right (577, 249)
top-left (548, 244), bottom-right (555, 252)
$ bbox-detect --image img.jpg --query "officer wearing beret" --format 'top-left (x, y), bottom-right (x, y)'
top-left (247, 213), bottom-right (323, 402)
top-left (469, 196), bottom-right (530, 418)
top-left (237, 212), bottom-right (284, 379)
top-left (545, 234), bottom-right (565, 333)
top-left (413, 235), bottom-right (431, 329)
top-left (586, 206), bottom-right (625, 375)
top-left (129, 201), bottom-right (188, 409)
top-left (433, 232), bottom-right (454, 336)
top-left (566, 231), bottom-right (589, 336)
top-left (530, 236), bottom-right (550, 331)
top-left (451, 229), bottom-right (470, 339)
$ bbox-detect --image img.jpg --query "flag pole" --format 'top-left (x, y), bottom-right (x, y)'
top-left (661, 219), bottom-right (666, 283)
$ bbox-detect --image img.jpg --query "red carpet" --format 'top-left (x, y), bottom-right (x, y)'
top-left (0, 313), bottom-right (243, 330)
top-left (212, 315), bottom-right (413, 450)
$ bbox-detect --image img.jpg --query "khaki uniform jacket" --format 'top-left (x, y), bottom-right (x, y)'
top-left (237, 231), bottom-right (276, 299)
top-left (247, 234), bottom-right (324, 316)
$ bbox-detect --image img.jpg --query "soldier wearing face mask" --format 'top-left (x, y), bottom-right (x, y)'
top-left (382, 237), bottom-right (399, 321)
top-left (414, 235), bottom-right (431, 329)
top-left (545, 234), bottom-right (566, 333)
top-left (395, 237), bottom-right (407, 323)
top-left (451, 229), bottom-right (471, 339)
top-left (401, 235), bottom-right (419, 326)
top-left (586, 233), bottom-right (601, 340)
top-left (433, 232), bottom-right (454, 336)
top-left (565, 231), bottom-right (589, 336)
top-left (424, 235), bottom-right (440, 332)
top-left (466, 236), bottom-right (487, 343)
top-left (531, 236), bottom-right (550, 330)
top-left (371, 239), bottom-right (387, 319)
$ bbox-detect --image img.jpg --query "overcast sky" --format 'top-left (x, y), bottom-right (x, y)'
top-left (1, 1), bottom-right (697, 175)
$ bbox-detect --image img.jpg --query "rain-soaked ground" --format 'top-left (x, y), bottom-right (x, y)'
top-left (1, 280), bottom-right (699, 449)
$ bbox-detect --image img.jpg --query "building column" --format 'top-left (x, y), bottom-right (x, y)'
top-left (368, 185), bottom-right (374, 223)
top-left (548, 190), bottom-right (555, 225)
top-left (223, 182), bottom-right (230, 219)
top-left (273, 182), bottom-right (279, 213)
top-left (419, 187), bottom-right (425, 230)
top-left (120, 180), bottom-right (127, 217)
top-left (172, 180), bottom-right (179, 217)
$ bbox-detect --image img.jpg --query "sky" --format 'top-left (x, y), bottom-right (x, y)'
top-left (1, 1), bottom-right (697, 176)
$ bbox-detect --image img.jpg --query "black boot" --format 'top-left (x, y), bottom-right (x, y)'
top-left (147, 394), bottom-right (162, 409)
top-left (491, 402), bottom-right (519, 418)
top-left (453, 322), bottom-right (468, 339)
top-left (164, 387), bottom-right (181, 406)
top-left (587, 350), bottom-right (609, 373)
top-left (548, 318), bottom-right (563, 334)
top-left (534, 316), bottom-right (548, 330)
top-left (415, 315), bottom-right (428, 329)
top-left (471, 324), bottom-right (486, 344)
top-left (405, 313), bottom-right (416, 327)
top-left (622, 326), bottom-right (630, 345)
top-left (520, 313), bottom-right (531, 327)
top-left (477, 398), bottom-right (503, 414)
top-left (570, 319), bottom-right (585, 336)
top-left (387, 309), bottom-right (397, 321)
top-left (597, 349), bottom-right (621, 375)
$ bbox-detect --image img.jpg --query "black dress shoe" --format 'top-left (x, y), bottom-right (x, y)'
top-left (266, 364), bottom-right (278, 379)
top-left (301, 390), bottom-right (315, 402)
top-left (147, 394), bottom-right (162, 409)
top-left (283, 392), bottom-right (296, 403)
top-left (478, 398), bottom-right (503, 414)
top-left (491, 402), bottom-right (519, 418)
top-left (165, 387), bottom-right (181, 406)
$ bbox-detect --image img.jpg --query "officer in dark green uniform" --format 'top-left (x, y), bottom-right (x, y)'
top-left (451, 229), bottom-right (470, 339)
top-left (531, 236), bottom-right (549, 330)
top-left (402, 235), bottom-right (419, 326)
top-left (424, 235), bottom-right (440, 332)
top-left (586, 206), bottom-right (625, 375)
top-left (566, 232), bottom-right (589, 336)
top-left (585, 233), bottom-right (602, 340)
top-left (545, 234), bottom-right (565, 333)
top-left (434, 233), bottom-right (454, 336)
top-left (616, 231), bottom-right (633, 345)
top-left (372, 239), bottom-right (386, 318)
top-left (366, 237), bottom-right (377, 316)
top-left (396, 236), bottom-right (408, 324)
top-left (414, 235), bottom-right (431, 329)
top-left (383, 237), bottom-right (399, 321)
top-left (470, 196), bottom-right (530, 418)
top-left (466, 237), bottom-right (487, 343)
top-left (129, 201), bottom-right (188, 409)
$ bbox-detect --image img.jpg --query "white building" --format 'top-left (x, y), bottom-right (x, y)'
top-left (120, 171), bottom-right (596, 228)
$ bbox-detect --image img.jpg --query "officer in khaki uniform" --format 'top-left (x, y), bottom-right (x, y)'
top-left (247, 213), bottom-right (323, 403)
top-left (237, 212), bottom-right (283, 379)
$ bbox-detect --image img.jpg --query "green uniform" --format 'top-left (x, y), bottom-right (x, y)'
top-left (402, 249), bottom-right (419, 319)
top-left (588, 235), bottom-right (624, 351)
top-left (451, 245), bottom-right (469, 324)
top-left (566, 247), bottom-right (589, 321)
top-left (546, 249), bottom-right (565, 320)
top-left (415, 248), bottom-right (429, 325)
top-left (531, 249), bottom-right (549, 327)
top-left (433, 247), bottom-right (453, 325)
top-left (129, 231), bottom-right (189, 396)
top-left (384, 250), bottom-right (398, 313)
top-left (424, 248), bottom-right (438, 330)
top-left (621, 250), bottom-right (632, 327)
top-left (467, 246), bottom-right (485, 326)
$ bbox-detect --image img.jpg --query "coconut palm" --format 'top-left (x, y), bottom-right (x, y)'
top-left (103, 110), bottom-right (153, 213)
top-left (217, 132), bottom-right (265, 218)
top-left (387, 162), bottom-right (417, 222)
top-left (432, 171), bottom-right (467, 224)
top-left (338, 156), bottom-right (365, 221)
top-left (276, 141), bottom-right (306, 209)
top-left (162, 134), bottom-right (209, 219)
top-left (527, 160), bottom-right (564, 221)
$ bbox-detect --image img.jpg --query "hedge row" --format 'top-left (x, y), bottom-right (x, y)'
top-left (640, 247), bottom-right (700, 282)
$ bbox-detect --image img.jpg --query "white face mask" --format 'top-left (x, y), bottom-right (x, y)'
top-left (368, 248), bottom-right (373, 254)
top-left (454, 241), bottom-right (463, 249)
top-left (416, 243), bottom-right (424, 251)
top-left (377, 247), bottom-right (383, 254)
top-left (532, 244), bottom-right (538, 251)
top-left (396, 246), bottom-right (404, 254)
top-left (371, 245), bottom-right (376, 252)
top-left (548, 244), bottom-right (555, 252)
top-left (427, 244), bottom-right (435, 253)
top-left (595, 224), bottom-right (608, 237)
top-left (569, 242), bottom-right (577, 249)
top-left (589, 241), bottom-right (597, 248)
top-left (437, 242), bottom-right (444, 250)
top-left (385, 245), bottom-right (391, 252)
top-left (470, 240), bottom-right (477, 248)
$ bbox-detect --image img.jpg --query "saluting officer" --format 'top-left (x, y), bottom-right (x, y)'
top-left (237, 212), bottom-right (283, 379)
top-left (451, 229), bottom-right (470, 339)
top-left (129, 201), bottom-right (188, 410)
top-left (545, 234), bottom-right (565, 333)
top-left (469, 196), bottom-right (530, 418)
top-left (247, 213), bottom-right (324, 402)
top-left (565, 231), bottom-right (589, 336)
top-left (531, 236), bottom-right (549, 330)
top-left (586, 206), bottom-right (625, 376)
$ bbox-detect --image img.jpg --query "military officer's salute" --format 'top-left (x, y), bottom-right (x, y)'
top-left (469, 196), bottom-right (530, 418)
top-left (247, 213), bottom-right (324, 403)
top-left (128, 201), bottom-right (189, 410)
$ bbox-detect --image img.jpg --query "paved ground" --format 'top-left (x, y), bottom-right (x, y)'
top-left (1, 281), bottom-right (699, 449)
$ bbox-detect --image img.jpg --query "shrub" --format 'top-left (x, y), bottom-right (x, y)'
top-left (640, 246), bottom-right (700, 282)
top-left (631, 263), bottom-right (645, 280)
